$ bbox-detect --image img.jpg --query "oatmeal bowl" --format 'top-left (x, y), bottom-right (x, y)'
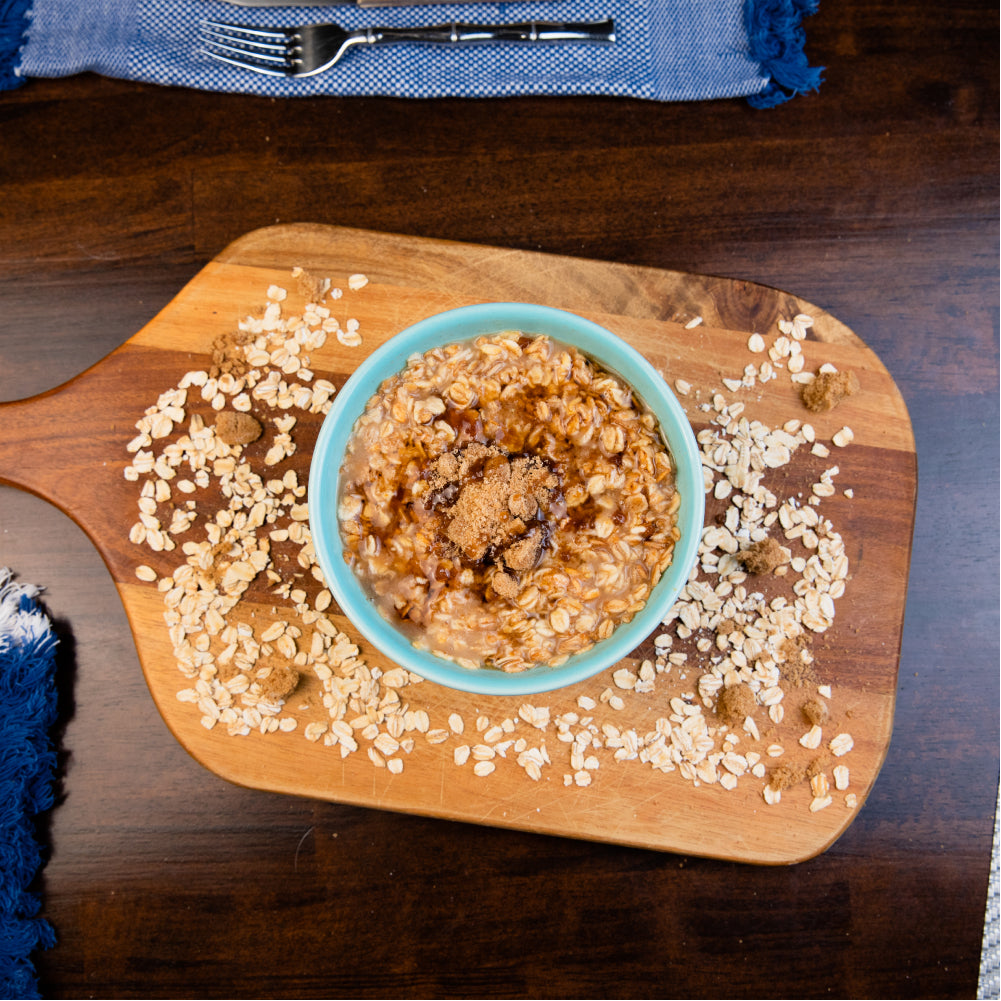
top-left (308, 302), bottom-right (703, 696)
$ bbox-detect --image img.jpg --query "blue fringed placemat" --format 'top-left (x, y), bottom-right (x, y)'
top-left (0, 568), bottom-right (58, 1001)
top-left (0, 0), bottom-right (822, 105)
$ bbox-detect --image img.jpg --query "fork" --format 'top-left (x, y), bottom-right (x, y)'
top-left (199, 18), bottom-right (616, 77)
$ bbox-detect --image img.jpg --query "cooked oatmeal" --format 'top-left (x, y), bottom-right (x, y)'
top-left (337, 333), bottom-right (681, 672)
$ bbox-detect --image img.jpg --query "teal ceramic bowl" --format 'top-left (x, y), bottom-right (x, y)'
top-left (308, 303), bottom-right (704, 696)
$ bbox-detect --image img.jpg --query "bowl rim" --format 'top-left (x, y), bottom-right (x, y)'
top-left (308, 302), bottom-right (704, 696)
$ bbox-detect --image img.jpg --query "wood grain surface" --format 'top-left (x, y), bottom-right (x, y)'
top-left (0, 223), bottom-right (916, 864)
top-left (0, 0), bottom-right (996, 996)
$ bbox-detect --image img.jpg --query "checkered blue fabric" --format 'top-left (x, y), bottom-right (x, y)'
top-left (2, 0), bottom-right (821, 102)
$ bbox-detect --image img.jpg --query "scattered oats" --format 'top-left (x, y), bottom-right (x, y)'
top-left (833, 765), bottom-right (850, 790)
top-left (304, 722), bottom-right (327, 743)
top-left (448, 713), bottom-right (465, 735)
top-left (845, 792), bottom-right (858, 808)
top-left (337, 318), bottom-right (362, 348)
top-left (674, 379), bottom-right (692, 396)
top-left (348, 273), bottom-right (369, 291)
top-left (135, 565), bottom-right (157, 582)
top-left (799, 725), bottom-right (823, 749)
top-left (381, 667), bottom-right (409, 688)
top-left (684, 316), bottom-right (703, 329)
top-left (454, 745), bottom-right (471, 766)
top-left (473, 760), bottom-right (496, 777)
top-left (829, 733), bottom-right (854, 757)
top-left (809, 795), bottom-right (833, 813)
top-left (613, 668), bottom-right (637, 690)
top-left (374, 733), bottom-right (400, 756)
top-left (747, 333), bottom-right (766, 353)
top-left (763, 785), bottom-right (782, 805)
top-left (387, 758), bottom-right (404, 775)
top-left (832, 426), bottom-right (855, 448)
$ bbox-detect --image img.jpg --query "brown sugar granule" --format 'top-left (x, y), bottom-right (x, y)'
top-left (717, 617), bottom-right (738, 636)
top-left (716, 683), bottom-right (757, 727)
top-left (780, 634), bottom-right (816, 688)
top-left (209, 330), bottom-right (255, 378)
top-left (805, 756), bottom-right (826, 780)
top-left (801, 369), bottom-right (860, 413)
top-left (802, 696), bottom-right (829, 726)
top-left (491, 570), bottom-right (520, 600)
top-left (769, 761), bottom-right (806, 791)
top-left (293, 268), bottom-right (330, 302)
top-left (770, 757), bottom-right (824, 792)
top-left (254, 660), bottom-right (300, 703)
top-left (770, 756), bottom-right (826, 792)
top-left (738, 537), bottom-right (789, 575)
top-left (502, 529), bottom-right (543, 573)
top-left (216, 411), bottom-right (263, 446)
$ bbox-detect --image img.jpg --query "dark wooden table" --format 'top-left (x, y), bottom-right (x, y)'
top-left (1, 1), bottom-right (997, 997)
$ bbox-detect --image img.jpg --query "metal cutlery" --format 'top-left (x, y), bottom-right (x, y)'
top-left (199, 18), bottom-right (615, 76)
top-left (217, 0), bottom-right (527, 6)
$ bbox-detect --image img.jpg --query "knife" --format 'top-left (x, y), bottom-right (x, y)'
top-left (217, 0), bottom-right (532, 6)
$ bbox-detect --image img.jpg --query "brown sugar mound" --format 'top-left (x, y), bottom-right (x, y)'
top-left (216, 411), bottom-right (264, 446)
top-left (434, 445), bottom-right (558, 570)
top-left (716, 684), bottom-right (756, 727)
top-left (739, 537), bottom-right (789, 575)
top-left (801, 369), bottom-right (860, 413)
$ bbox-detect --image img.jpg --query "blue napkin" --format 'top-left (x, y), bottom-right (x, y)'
top-left (0, 569), bottom-right (58, 1000)
top-left (1, 0), bottom-right (821, 104)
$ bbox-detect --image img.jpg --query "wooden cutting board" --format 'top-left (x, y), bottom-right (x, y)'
top-left (0, 224), bottom-right (915, 864)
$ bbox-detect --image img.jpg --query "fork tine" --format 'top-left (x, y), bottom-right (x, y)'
top-left (200, 27), bottom-right (287, 58)
top-left (198, 19), bottom-right (294, 73)
top-left (201, 40), bottom-right (289, 67)
top-left (200, 48), bottom-right (290, 77)
top-left (198, 19), bottom-right (289, 44)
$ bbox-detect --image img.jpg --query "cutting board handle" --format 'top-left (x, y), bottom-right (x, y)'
top-left (0, 345), bottom-right (145, 530)
top-left (0, 390), bottom-right (80, 502)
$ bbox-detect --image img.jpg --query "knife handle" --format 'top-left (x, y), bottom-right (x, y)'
top-left (358, 0), bottom-right (553, 4)
top-left (368, 19), bottom-right (616, 45)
